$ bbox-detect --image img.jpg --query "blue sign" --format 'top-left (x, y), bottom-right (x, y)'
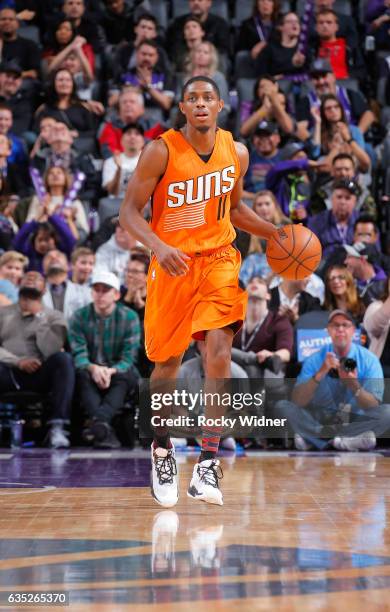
top-left (297, 329), bottom-right (362, 361)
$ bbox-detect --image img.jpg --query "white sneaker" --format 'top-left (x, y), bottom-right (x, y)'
top-left (220, 437), bottom-right (236, 451)
top-left (151, 510), bottom-right (179, 575)
top-left (333, 430), bottom-right (376, 452)
top-left (151, 445), bottom-right (179, 507)
top-left (49, 425), bottom-right (70, 449)
top-left (187, 459), bottom-right (223, 506)
top-left (294, 434), bottom-right (312, 451)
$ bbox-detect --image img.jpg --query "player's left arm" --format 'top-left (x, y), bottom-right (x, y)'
top-left (230, 142), bottom-right (277, 241)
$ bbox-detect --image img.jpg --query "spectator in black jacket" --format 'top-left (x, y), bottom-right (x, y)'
top-left (0, 60), bottom-right (38, 136)
top-left (166, 0), bottom-right (230, 61)
top-left (102, 0), bottom-right (134, 46)
top-left (236, 0), bottom-right (279, 60)
top-left (0, 7), bottom-right (41, 80)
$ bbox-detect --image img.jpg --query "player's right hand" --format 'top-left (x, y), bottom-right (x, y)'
top-left (154, 243), bottom-right (191, 276)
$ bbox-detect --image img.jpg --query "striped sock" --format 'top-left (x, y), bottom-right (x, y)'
top-left (199, 430), bottom-right (220, 462)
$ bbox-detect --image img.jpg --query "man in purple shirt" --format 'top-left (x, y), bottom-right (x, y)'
top-left (308, 178), bottom-right (360, 259)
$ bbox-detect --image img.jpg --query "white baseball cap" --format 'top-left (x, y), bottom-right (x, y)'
top-left (91, 270), bottom-right (120, 291)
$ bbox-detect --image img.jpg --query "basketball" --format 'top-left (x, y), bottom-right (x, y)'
top-left (266, 225), bottom-right (322, 280)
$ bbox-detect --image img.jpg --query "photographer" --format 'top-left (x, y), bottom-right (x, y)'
top-left (274, 310), bottom-right (390, 451)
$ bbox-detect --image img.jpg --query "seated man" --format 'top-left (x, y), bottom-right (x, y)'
top-left (344, 243), bottom-right (387, 305)
top-left (0, 7), bottom-right (40, 80)
top-left (232, 279), bottom-right (293, 378)
top-left (308, 178), bottom-right (360, 259)
top-left (274, 310), bottom-right (390, 451)
top-left (0, 271), bottom-right (75, 447)
top-left (113, 39), bottom-right (174, 123)
top-left (42, 250), bottom-right (92, 321)
top-left (68, 270), bottom-right (140, 449)
top-left (311, 9), bottom-right (365, 81)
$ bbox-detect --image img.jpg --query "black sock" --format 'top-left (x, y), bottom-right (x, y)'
top-left (199, 450), bottom-right (216, 462)
top-left (154, 433), bottom-right (171, 449)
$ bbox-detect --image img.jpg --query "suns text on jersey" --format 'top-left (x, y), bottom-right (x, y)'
top-left (166, 165), bottom-right (235, 208)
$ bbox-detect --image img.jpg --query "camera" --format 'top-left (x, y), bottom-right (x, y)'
top-left (340, 357), bottom-right (357, 372)
top-left (328, 357), bottom-right (357, 378)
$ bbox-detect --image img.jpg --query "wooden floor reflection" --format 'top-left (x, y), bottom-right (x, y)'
top-left (0, 451), bottom-right (389, 610)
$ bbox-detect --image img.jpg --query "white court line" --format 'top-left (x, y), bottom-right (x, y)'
top-left (0, 455), bottom-right (13, 460)
top-left (0, 483), bottom-right (56, 495)
top-left (70, 452), bottom-right (135, 459)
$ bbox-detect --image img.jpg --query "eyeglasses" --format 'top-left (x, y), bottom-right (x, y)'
top-left (312, 73), bottom-right (327, 80)
top-left (329, 322), bottom-right (353, 330)
top-left (328, 274), bottom-right (346, 282)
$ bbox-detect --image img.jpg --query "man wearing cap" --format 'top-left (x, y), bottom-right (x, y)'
top-left (310, 153), bottom-right (376, 218)
top-left (344, 243), bottom-right (387, 305)
top-left (68, 270), bottom-right (141, 449)
top-left (274, 309), bottom-right (390, 451)
top-left (243, 121), bottom-right (281, 200)
top-left (308, 178), bottom-right (360, 259)
top-left (296, 59), bottom-right (375, 139)
top-left (0, 271), bottom-right (74, 448)
top-left (0, 60), bottom-right (37, 136)
top-left (101, 123), bottom-right (145, 222)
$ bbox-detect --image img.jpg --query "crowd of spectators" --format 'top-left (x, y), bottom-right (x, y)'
top-left (0, 0), bottom-right (390, 452)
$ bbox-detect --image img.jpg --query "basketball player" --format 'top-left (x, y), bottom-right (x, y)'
top-left (119, 77), bottom-right (278, 507)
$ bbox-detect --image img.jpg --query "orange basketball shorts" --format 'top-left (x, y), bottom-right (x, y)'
top-left (144, 244), bottom-right (247, 362)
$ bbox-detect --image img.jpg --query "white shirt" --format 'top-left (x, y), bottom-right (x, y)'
top-left (95, 235), bottom-right (130, 284)
top-left (102, 153), bottom-right (141, 199)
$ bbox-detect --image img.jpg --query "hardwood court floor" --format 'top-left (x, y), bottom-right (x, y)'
top-left (0, 449), bottom-right (389, 610)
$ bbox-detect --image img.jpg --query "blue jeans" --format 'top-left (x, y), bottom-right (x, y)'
top-left (274, 400), bottom-right (390, 449)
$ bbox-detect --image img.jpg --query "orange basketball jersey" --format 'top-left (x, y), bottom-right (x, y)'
top-left (151, 128), bottom-right (241, 253)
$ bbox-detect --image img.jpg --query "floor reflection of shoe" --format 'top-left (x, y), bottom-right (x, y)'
top-left (333, 430), bottom-right (376, 451)
top-left (49, 425), bottom-right (70, 449)
top-left (187, 459), bottom-right (223, 505)
top-left (294, 433), bottom-right (312, 451)
top-left (151, 445), bottom-right (179, 507)
top-left (189, 524), bottom-right (224, 569)
top-left (151, 510), bottom-right (179, 575)
top-left (220, 437), bottom-right (236, 451)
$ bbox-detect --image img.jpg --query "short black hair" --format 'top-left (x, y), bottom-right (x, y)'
top-left (181, 76), bottom-right (220, 101)
top-left (354, 214), bottom-right (378, 231)
top-left (135, 12), bottom-right (157, 27)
